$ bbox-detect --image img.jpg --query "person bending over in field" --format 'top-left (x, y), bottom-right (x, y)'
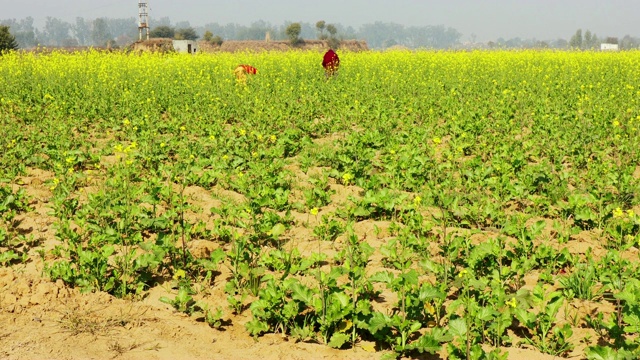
top-left (322, 49), bottom-right (340, 78)
top-left (234, 64), bottom-right (257, 83)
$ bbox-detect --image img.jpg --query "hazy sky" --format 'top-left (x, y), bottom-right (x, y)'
top-left (1, 0), bottom-right (638, 42)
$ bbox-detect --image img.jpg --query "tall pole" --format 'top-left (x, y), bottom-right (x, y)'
top-left (138, 1), bottom-right (149, 41)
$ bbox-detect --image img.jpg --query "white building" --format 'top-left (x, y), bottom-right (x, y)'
top-left (600, 43), bottom-right (619, 51)
top-left (172, 40), bottom-right (198, 54)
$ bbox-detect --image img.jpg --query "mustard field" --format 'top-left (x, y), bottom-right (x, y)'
top-left (1, 49), bottom-right (640, 359)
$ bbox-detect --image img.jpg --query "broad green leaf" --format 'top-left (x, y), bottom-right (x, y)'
top-left (327, 332), bottom-right (350, 348)
top-left (448, 318), bottom-right (467, 338)
top-left (401, 269), bottom-right (419, 285)
top-left (405, 332), bottom-right (442, 354)
top-left (369, 270), bottom-right (395, 284)
top-left (245, 318), bottom-right (269, 336)
top-left (289, 282), bottom-right (314, 304)
top-left (622, 312), bottom-right (640, 334)
top-left (419, 285), bottom-right (446, 302)
top-left (268, 223), bottom-right (286, 237)
top-left (333, 292), bottom-right (351, 307)
top-left (477, 306), bottom-right (498, 321)
top-left (584, 345), bottom-right (626, 360)
top-left (368, 311), bottom-right (389, 334)
top-left (352, 207), bottom-right (371, 217)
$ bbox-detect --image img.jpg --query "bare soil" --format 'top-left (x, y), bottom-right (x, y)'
top-left (0, 165), bottom-right (611, 360)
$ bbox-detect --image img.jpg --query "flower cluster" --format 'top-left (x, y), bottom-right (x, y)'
top-left (613, 207), bottom-right (636, 219)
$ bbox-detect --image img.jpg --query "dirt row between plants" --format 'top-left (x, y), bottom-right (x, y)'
top-left (0, 165), bottom-right (612, 359)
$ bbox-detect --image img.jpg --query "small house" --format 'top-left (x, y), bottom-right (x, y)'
top-left (600, 43), bottom-right (619, 51)
top-left (172, 40), bottom-right (198, 54)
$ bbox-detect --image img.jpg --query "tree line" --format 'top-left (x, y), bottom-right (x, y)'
top-left (0, 16), bottom-right (134, 48)
top-left (567, 29), bottom-right (640, 50)
top-left (1, 16), bottom-right (639, 51)
top-left (0, 16), bottom-right (464, 50)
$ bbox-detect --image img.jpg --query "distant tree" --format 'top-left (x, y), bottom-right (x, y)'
top-left (106, 39), bottom-right (119, 49)
top-left (417, 25), bottom-right (461, 48)
top-left (357, 22), bottom-right (401, 49)
top-left (589, 33), bottom-right (599, 49)
top-left (154, 17), bottom-right (172, 27)
top-left (34, 28), bottom-right (43, 45)
top-left (73, 17), bottom-right (90, 46)
top-left (0, 25), bottom-right (19, 52)
top-left (342, 25), bottom-right (357, 39)
top-left (285, 22), bottom-right (302, 45)
top-left (201, 22), bottom-right (239, 40)
top-left (534, 40), bottom-right (549, 49)
top-left (237, 20), bottom-right (274, 40)
top-left (150, 25), bottom-right (175, 39)
top-left (323, 24), bottom-right (340, 48)
top-left (42, 17), bottom-right (72, 46)
top-left (316, 20), bottom-right (326, 39)
top-left (505, 37), bottom-right (523, 48)
top-left (191, 20), bottom-right (354, 43)
top-left (383, 38), bottom-right (398, 48)
top-left (326, 24), bottom-right (337, 37)
top-left (620, 35), bottom-right (640, 50)
top-left (61, 37), bottom-right (79, 47)
top-left (605, 36), bottom-right (618, 44)
top-left (91, 18), bottom-right (112, 46)
top-left (1, 17), bottom-right (36, 48)
top-left (175, 27), bottom-right (198, 40)
top-left (569, 29), bottom-right (582, 49)
top-left (582, 30), bottom-right (600, 50)
top-left (202, 31), bottom-right (222, 46)
top-left (106, 18), bottom-right (138, 44)
top-left (328, 37), bottom-right (340, 49)
top-left (584, 30), bottom-right (592, 49)
top-left (174, 21), bottom-right (191, 30)
top-left (211, 35), bottom-right (223, 46)
top-left (550, 38), bottom-right (569, 49)
top-left (115, 34), bottom-right (133, 46)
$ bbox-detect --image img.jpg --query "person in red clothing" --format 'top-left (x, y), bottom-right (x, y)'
top-left (322, 49), bottom-right (340, 78)
top-left (234, 64), bottom-right (258, 82)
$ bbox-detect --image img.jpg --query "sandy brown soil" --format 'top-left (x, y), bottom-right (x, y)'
top-left (0, 265), bottom-right (563, 360)
top-left (0, 264), bottom-right (377, 360)
top-left (0, 166), bottom-right (609, 360)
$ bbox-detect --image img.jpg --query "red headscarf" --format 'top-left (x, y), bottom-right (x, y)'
top-left (238, 64), bottom-right (257, 74)
top-left (322, 49), bottom-right (340, 71)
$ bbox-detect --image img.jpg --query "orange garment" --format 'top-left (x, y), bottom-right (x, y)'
top-left (234, 64), bottom-right (258, 81)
